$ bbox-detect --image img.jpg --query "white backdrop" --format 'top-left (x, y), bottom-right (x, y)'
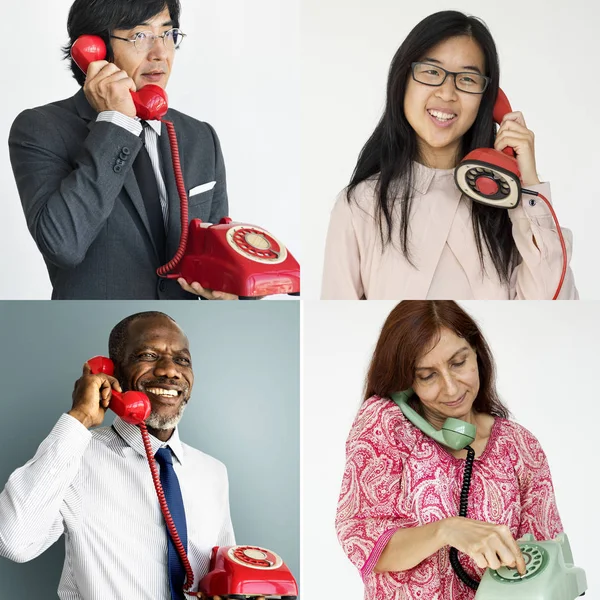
top-left (303, 301), bottom-right (600, 598)
top-left (1, 0), bottom-right (300, 299)
top-left (301, 0), bottom-right (600, 299)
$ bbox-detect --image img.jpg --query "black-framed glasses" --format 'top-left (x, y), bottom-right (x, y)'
top-left (110, 28), bottom-right (186, 52)
top-left (411, 62), bottom-right (490, 94)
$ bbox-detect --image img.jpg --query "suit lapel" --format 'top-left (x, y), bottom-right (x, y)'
top-left (159, 114), bottom-right (187, 260)
top-left (123, 172), bottom-right (161, 262)
top-left (74, 89), bottom-right (161, 262)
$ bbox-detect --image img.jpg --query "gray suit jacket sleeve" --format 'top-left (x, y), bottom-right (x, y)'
top-left (205, 122), bottom-right (228, 223)
top-left (9, 109), bottom-right (143, 269)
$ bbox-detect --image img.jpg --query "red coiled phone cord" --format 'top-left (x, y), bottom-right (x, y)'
top-left (522, 190), bottom-right (567, 300)
top-left (156, 120), bottom-right (189, 278)
top-left (139, 422), bottom-right (195, 596)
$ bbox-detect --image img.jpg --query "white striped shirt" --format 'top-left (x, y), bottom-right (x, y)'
top-left (97, 112), bottom-right (170, 228)
top-left (0, 413), bottom-right (235, 599)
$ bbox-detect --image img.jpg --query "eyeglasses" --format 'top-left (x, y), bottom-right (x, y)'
top-left (411, 62), bottom-right (490, 94)
top-left (110, 28), bottom-right (186, 52)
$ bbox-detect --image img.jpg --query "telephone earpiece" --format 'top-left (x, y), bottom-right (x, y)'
top-left (87, 356), bottom-right (151, 425)
top-left (391, 389), bottom-right (475, 450)
top-left (70, 35), bottom-right (168, 120)
top-left (454, 88), bottom-right (522, 209)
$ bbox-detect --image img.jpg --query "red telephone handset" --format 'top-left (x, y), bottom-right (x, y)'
top-left (454, 89), bottom-right (567, 299)
top-left (199, 545), bottom-right (298, 598)
top-left (86, 356), bottom-right (151, 424)
top-left (71, 35), bottom-right (168, 120)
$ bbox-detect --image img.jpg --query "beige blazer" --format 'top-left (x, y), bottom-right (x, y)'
top-left (321, 164), bottom-right (577, 300)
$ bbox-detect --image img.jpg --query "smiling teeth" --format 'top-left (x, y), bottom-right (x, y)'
top-left (146, 388), bottom-right (178, 397)
top-left (428, 110), bottom-right (456, 120)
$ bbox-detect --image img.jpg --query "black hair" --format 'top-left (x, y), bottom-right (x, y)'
top-left (108, 311), bottom-right (176, 366)
top-left (62, 0), bottom-right (181, 86)
top-left (347, 10), bottom-right (517, 283)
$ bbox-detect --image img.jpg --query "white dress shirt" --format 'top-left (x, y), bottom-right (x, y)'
top-left (0, 413), bottom-right (235, 599)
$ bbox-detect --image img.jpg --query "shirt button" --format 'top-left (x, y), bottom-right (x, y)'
top-left (529, 199), bottom-right (537, 207)
top-left (119, 152), bottom-right (129, 161)
top-left (122, 147), bottom-right (131, 155)
top-left (159, 280), bottom-right (167, 292)
top-left (113, 165), bottom-right (122, 173)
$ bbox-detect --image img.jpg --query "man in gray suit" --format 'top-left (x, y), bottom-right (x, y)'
top-left (9, 0), bottom-right (237, 300)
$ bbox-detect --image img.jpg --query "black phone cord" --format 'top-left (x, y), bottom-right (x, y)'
top-left (449, 445), bottom-right (480, 590)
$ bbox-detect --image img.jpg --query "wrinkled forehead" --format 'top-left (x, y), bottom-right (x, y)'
top-left (125, 316), bottom-right (189, 353)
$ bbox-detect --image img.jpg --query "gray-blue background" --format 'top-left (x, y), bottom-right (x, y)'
top-left (0, 301), bottom-right (299, 598)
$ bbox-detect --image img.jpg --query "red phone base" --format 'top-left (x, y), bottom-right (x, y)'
top-left (455, 150), bottom-right (522, 208)
top-left (170, 219), bottom-right (300, 297)
top-left (199, 545), bottom-right (298, 598)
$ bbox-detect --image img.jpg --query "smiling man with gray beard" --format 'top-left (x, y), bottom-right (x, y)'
top-left (0, 310), bottom-right (236, 599)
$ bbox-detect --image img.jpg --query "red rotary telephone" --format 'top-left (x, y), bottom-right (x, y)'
top-left (71, 36), bottom-right (300, 297)
top-left (199, 545), bottom-right (298, 599)
top-left (454, 88), bottom-right (567, 299)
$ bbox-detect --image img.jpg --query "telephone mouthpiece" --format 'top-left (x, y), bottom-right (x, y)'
top-left (441, 418), bottom-right (476, 450)
top-left (132, 85), bottom-right (168, 120)
top-left (110, 390), bottom-right (152, 425)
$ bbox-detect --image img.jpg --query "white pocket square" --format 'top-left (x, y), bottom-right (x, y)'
top-left (188, 181), bottom-right (216, 196)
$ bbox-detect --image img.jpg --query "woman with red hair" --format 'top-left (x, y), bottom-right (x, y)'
top-left (335, 300), bottom-right (562, 599)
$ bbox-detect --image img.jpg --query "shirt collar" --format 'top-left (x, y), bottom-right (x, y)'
top-left (412, 161), bottom-right (455, 195)
top-left (137, 118), bottom-right (162, 136)
top-left (112, 416), bottom-right (185, 464)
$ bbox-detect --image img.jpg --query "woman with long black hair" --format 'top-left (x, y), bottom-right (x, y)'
top-left (321, 11), bottom-right (577, 300)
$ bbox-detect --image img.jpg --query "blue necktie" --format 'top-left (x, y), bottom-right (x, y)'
top-left (155, 447), bottom-right (188, 600)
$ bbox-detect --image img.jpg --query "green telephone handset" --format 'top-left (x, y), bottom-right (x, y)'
top-left (390, 389), bottom-right (476, 450)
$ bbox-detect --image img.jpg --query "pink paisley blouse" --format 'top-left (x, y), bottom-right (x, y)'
top-left (335, 396), bottom-right (563, 600)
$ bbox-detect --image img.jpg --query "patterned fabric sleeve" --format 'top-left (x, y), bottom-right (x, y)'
top-left (335, 396), bottom-right (417, 579)
top-left (511, 424), bottom-right (564, 540)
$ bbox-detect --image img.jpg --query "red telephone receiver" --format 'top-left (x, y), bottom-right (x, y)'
top-left (454, 88), bottom-right (521, 208)
top-left (71, 35), bottom-right (168, 120)
top-left (199, 545), bottom-right (298, 599)
top-left (87, 356), bottom-right (151, 424)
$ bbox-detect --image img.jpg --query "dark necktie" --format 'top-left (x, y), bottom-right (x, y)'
top-left (155, 447), bottom-right (188, 600)
top-left (133, 122), bottom-right (166, 263)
